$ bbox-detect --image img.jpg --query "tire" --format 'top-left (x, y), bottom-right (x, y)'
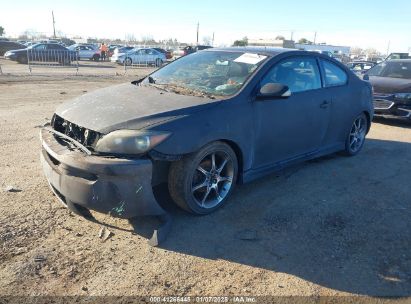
top-left (92, 54), bottom-right (100, 61)
top-left (17, 56), bottom-right (28, 64)
top-left (343, 113), bottom-right (368, 156)
top-left (168, 141), bottom-right (238, 215)
top-left (155, 58), bottom-right (163, 67)
top-left (124, 57), bottom-right (132, 66)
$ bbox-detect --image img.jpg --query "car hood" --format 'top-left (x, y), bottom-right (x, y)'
top-left (55, 83), bottom-right (218, 134)
top-left (369, 76), bottom-right (411, 94)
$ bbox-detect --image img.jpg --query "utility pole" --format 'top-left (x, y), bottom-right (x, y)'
top-left (196, 22), bottom-right (199, 45)
top-left (290, 31), bottom-right (294, 41)
top-left (313, 31), bottom-right (317, 45)
top-left (212, 32), bottom-right (215, 46)
top-left (52, 10), bottom-right (56, 38)
top-left (386, 40), bottom-right (391, 56)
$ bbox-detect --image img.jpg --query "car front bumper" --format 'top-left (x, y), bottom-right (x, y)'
top-left (40, 127), bottom-right (166, 219)
top-left (373, 94), bottom-right (411, 119)
top-left (4, 53), bottom-right (17, 60)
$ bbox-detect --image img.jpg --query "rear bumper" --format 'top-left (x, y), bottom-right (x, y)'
top-left (40, 128), bottom-right (166, 219)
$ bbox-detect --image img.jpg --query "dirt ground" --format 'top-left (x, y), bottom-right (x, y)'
top-left (0, 59), bottom-right (410, 299)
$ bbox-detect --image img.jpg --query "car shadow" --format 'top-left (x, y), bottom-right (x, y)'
top-left (129, 138), bottom-right (411, 297)
top-left (373, 117), bottom-right (411, 129)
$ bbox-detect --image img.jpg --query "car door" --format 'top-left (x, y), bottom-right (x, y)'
top-left (318, 59), bottom-right (352, 146)
top-left (252, 56), bottom-right (331, 169)
top-left (30, 44), bottom-right (47, 62)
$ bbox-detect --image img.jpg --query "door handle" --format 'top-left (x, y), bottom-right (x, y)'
top-left (320, 100), bottom-right (330, 108)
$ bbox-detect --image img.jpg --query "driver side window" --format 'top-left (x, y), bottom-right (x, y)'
top-left (261, 57), bottom-right (322, 93)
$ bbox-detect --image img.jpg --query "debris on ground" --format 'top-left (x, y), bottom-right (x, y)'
top-left (98, 227), bottom-right (114, 242)
top-left (4, 186), bottom-right (22, 193)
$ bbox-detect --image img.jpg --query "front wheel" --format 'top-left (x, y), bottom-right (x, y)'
top-left (343, 113), bottom-right (368, 156)
top-left (168, 141), bottom-right (238, 215)
top-left (124, 57), bottom-right (132, 66)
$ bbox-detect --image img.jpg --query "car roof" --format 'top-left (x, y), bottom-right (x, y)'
top-left (206, 47), bottom-right (318, 57)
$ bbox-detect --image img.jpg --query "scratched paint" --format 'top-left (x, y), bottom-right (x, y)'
top-left (136, 185), bottom-right (143, 195)
top-left (111, 201), bottom-right (125, 216)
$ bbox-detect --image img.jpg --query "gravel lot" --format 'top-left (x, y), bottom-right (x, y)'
top-left (0, 59), bottom-right (410, 299)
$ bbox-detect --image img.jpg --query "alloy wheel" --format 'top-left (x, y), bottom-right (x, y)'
top-left (349, 116), bottom-right (367, 153)
top-left (191, 151), bottom-right (234, 209)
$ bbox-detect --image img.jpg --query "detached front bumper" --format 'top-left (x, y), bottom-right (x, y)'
top-left (373, 94), bottom-right (411, 119)
top-left (40, 127), bottom-right (166, 219)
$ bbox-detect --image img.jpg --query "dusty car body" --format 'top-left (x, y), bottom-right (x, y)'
top-left (40, 48), bottom-right (373, 223)
top-left (367, 59), bottom-right (411, 119)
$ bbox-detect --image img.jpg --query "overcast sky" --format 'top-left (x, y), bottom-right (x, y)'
top-left (2, 0), bottom-right (411, 53)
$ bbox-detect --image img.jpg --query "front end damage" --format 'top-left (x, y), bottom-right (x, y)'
top-left (40, 121), bottom-right (171, 245)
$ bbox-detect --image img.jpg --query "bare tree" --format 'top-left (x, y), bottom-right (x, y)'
top-left (275, 35), bottom-right (285, 40)
top-left (202, 36), bottom-right (212, 46)
top-left (0, 26), bottom-right (4, 36)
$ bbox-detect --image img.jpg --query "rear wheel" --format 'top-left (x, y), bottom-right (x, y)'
top-left (92, 54), bottom-right (100, 61)
top-left (343, 113), bottom-right (368, 156)
top-left (168, 141), bottom-right (238, 215)
top-left (124, 57), bottom-right (132, 66)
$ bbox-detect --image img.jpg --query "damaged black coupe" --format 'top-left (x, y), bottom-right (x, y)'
top-left (41, 48), bottom-right (373, 223)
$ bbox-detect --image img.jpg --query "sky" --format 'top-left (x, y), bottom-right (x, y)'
top-left (1, 0), bottom-right (411, 53)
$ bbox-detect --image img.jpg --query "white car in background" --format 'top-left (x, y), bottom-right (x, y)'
top-left (111, 48), bottom-right (166, 66)
top-left (68, 44), bottom-right (101, 61)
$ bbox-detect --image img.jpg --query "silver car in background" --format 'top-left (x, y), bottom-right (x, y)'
top-left (111, 48), bottom-right (166, 66)
top-left (68, 44), bottom-right (101, 61)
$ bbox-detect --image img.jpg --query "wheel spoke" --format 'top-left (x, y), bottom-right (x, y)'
top-left (192, 181), bottom-right (208, 192)
top-left (197, 166), bottom-right (208, 176)
top-left (219, 176), bottom-right (233, 183)
top-left (211, 153), bottom-right (216, 171)
top-left (201, 187), bottom-right (212, 206)
top-left (217, 157), bottom-right (229, 173)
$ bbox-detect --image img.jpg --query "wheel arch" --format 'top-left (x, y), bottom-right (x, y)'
top-left (363, 111), bottom-right (371, 133)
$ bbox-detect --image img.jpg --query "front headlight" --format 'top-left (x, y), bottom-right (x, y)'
top-left (4, 51), bottom-right (13, 56)
top-left (95, 130), bottom-right (171, 155)
top-left (394, 93), bottom-right (411, 100)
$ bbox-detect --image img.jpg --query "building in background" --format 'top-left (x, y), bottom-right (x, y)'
top-left (248, 39), bottom-right (295, 49)
top-left (295, 43), bottom-right (351, 56)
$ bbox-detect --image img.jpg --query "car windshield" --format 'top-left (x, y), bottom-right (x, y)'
top-left (367, 61), bottom-right (411, 79)
top-left (142, 50), bottom-right (268, 97)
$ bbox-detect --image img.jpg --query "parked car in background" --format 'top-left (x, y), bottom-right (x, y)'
top-left (366, 59), bottom-right (411, 119)
top-left (153, 47), bottom-right (172, 60)
top-left (0, 41), bottom-right (26, 56)
top-left (107, 44), bottom-right (124, 58)
top-left (172, 45), bottom-right (213, 59)
top-left (68, 44), bottom-right (101, 61)
top-left (113, 46), bottom-right (134, 55)
top-left (41, 48), bottom-right (373, 222)
top-left (347, 61), bottom-right (376, 75)
top-left (4, 43), bottom-right (77, 64)
top-left (386, 53), bottom-right (410, 61)
top-left (111, 48), bottom-right (166, 66)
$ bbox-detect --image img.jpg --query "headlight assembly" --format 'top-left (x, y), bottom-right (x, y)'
top-left (95, 130), bottom-right (171, 155)
top-left (394, 93), bottom-right (411, 100)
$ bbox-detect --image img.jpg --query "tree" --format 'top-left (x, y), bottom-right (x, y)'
top-left (350, 47), bottom-right (363, 56)
top-left (202, 36), bottom-right (212, 46)
top-left (0, 26), bottom-right (4, 36)
top-left (275, 35), bottom-right (285, 40)
top-left (298, 38), bottom-right (312, 44)
top-left (233, 36), bottom-right (248, 47)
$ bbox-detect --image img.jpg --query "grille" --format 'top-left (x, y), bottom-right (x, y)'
top-left (51, 114), bottom-right (101, 149)
top-left (373, 99), bottom-right (394, 110)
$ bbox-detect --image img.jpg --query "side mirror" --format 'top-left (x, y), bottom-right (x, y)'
top-left (362, 74), bottom-right (370, 81)
top-left (257, 83), bottom-right (291, 100)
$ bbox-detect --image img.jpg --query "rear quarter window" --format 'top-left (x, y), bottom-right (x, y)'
top-left (322, 60), bottom-right (348, 87)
